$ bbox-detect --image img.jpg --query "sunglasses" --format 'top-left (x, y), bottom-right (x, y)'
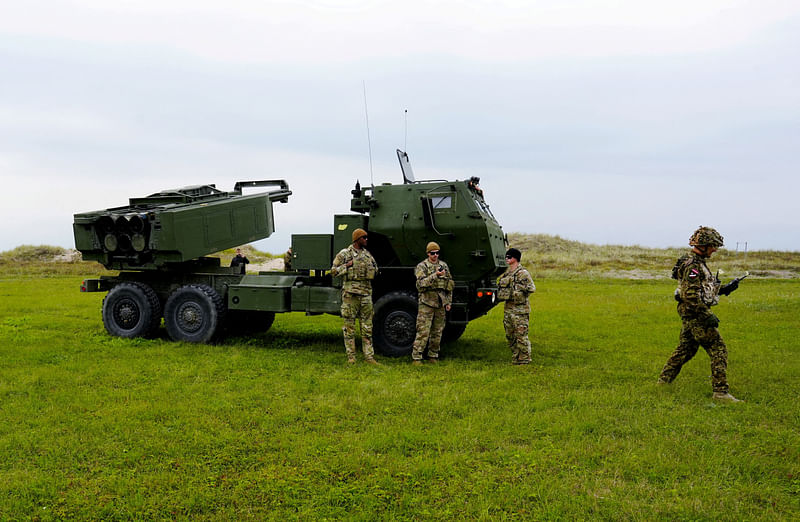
top-left (428, 251), bottom-right (440, 256)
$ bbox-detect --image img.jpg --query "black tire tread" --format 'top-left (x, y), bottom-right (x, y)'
top-left (441, 322), bottom-right (467, 344)
top-left (164, 284), bottom-right (226, 343)
top-left (225, 310), bottom-right (276, 334)
top-left (102, 281), bottom-right (162, 339)
top-left (372, 290), bottom-right (418, 357)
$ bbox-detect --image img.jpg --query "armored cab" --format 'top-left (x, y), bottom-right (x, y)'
top-left (73, 181), bottom-right (291, 270)
top-left (290, 150), bottom-right (507, 355)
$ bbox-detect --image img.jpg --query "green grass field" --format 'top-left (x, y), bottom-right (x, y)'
top-left (1, 269), bottom-right (798, 519)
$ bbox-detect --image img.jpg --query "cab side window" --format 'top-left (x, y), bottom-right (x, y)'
top-left (430, 193), bottom-right (455, 212)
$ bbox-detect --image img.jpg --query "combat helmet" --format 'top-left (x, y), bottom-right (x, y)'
top-left (689, 226), bottom-right (724, 248)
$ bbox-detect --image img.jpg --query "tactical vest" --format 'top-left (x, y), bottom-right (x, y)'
top-left (496, 277), bottom-right (512, 301)
top-left (497, 267), bottom-right (530, 303)
top-left (349, 250), bottom-right (377, 281)
top-left (415, 260), bottom-right (454, 308)
top-left (674, 254), bottom-right (720, 306)
top-left (430, 271), bottom-right (454, 291)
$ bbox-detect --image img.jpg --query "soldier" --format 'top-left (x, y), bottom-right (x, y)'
top-left (230, 247), bottom-right (249, 274)
top-left (331, 228), bottom-right (381, 366)
top-left (411, 242), bottom-right (454, 365)
top-left (283, 247), bottom-right (293, 271)
top-left (658, 226), bottom-right (742, 401)
top-left (497, 247), bottom-right (536, 365)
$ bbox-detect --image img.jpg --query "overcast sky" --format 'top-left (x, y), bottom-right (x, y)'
top-left (1, 0), bottom-right (798, 253)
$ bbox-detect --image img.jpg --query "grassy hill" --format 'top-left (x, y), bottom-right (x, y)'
top-left (507, 233), bottom-right (800, 279)
top-left (3, 234), bottom-right (798, 279)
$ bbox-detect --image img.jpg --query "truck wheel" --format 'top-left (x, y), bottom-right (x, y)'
top-left (442, 322), bottom-right (467, 344)
top-left (102, 282), bottom-right (162, 338)
top-left (373, 291), bottom-right (418, 357)
top-left (225, 310), bottom-right (276, 334)
top-left (164, 284), bottom-right (225, 343)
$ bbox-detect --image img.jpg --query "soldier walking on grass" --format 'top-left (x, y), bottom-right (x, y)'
top-left (658, 226), bottom-right (742, 402)
top-left (411, 242), bottom-right (454, 366)
top-left (497, 248), bottom-right (536, 365)
top-left (331, 228), bottom-right (381, 366)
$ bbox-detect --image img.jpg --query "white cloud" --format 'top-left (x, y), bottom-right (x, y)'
top-left (3, 1), bottom-right (799, 64)
top-left (1, 0), bottom-right (798, 251)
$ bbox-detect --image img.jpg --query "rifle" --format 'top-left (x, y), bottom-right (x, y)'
top-left (720, 271), bottom-right (749, 296)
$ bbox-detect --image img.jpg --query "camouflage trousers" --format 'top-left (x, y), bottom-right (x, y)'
top-left (503, 305), bottom-right (531, 364)
top-left (411, 302), bottom-right (446, 361)
top-left (341, 292), bottom-right (374, 360)
top-left (659, 314), bottom-right (729, 393)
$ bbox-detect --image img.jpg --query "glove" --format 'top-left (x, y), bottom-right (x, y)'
top-left (719, 280), bottom-right (739, 296)
top-left (703, 314), bottom-right (720, 329)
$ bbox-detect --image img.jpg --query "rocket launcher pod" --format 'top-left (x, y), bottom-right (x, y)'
top-left (73, 180), bottom-right (291, 270)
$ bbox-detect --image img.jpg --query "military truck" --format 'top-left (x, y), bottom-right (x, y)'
top-left (74, 150), bottom-right (508, 356)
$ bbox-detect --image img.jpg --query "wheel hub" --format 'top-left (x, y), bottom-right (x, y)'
top-left (114, 299), bottom-right (140, 329)
top-left (385, 311), bottom-right (415, 345)
top-left (177, 303), bottom-right (203, 333)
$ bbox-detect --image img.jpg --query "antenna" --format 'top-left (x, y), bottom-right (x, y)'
top-left (362, 80), bottom-right (374, 187)
top-left (404, 109), bottom-right (408, 151)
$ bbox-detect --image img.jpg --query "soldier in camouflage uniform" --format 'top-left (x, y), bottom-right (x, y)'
top-left (658, 226), bottom-right (742, 402)
top-left (497, 248), bottom-right (536, 365)
top-left (411, 242), bottom-right (454, 365)
top-left (331, 228), bottom-right (381, 365)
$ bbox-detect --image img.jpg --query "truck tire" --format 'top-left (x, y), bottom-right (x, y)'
top-left (164, 284), bottom-right (225, 343)
top-left (373, 291), bottom-right (418, 357)
top-left (102, 282), bottom-right (162, 338)
top-left (225, 310), bottom-right (276, 334)
top-left (441, 322), bottom-right (467, 344)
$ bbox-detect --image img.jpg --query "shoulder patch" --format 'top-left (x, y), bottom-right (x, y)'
top-left (688, 268), bottom-right (699, 279)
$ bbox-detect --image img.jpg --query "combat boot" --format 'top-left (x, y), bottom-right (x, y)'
top-left (712, 392), bottom-right (743, 402)
top-left (365, 358), bottom-right (382, 366)
top-left (427, 358), bottom-right (438, 364)
top-left (656, 377), bottom-right (668, 385)
top-left (411, 360), bottom-right (423, 367)
top-left (347, 357), bottom-right (356, 365)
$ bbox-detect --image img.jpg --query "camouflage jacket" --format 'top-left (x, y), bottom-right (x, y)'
top-left (331, 244), bottom-right (378, 296)
top-left (283, 250), bottom-right (292, 271)
top-left (497, 265), bottom-right (536, 312)
top-left (415, 259), bottom-right (454, 308)
top-left (672, 251), bottom-right (720, 319)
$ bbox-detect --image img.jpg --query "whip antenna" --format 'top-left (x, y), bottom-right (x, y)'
top-left (404, 109), bottom-right (408, 151)
top-left (362, 81), bottom-right (374, 186)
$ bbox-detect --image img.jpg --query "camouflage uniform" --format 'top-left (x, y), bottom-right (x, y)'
top-left (411, 259), bottom-right (454, 361)
top-left (331, 244), bottom-right (378, 361)
top-left (497, 265), bottom-right (536, 364)
top-left (659, 252), bottom-right (729, 393)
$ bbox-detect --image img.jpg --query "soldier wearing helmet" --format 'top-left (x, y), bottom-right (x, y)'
top-left (658, 226), bottom-right (742, 401)
top-left (331, 228), bottom-right (381, 365)
top-left (410, 241), bottom-right (454, 365)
